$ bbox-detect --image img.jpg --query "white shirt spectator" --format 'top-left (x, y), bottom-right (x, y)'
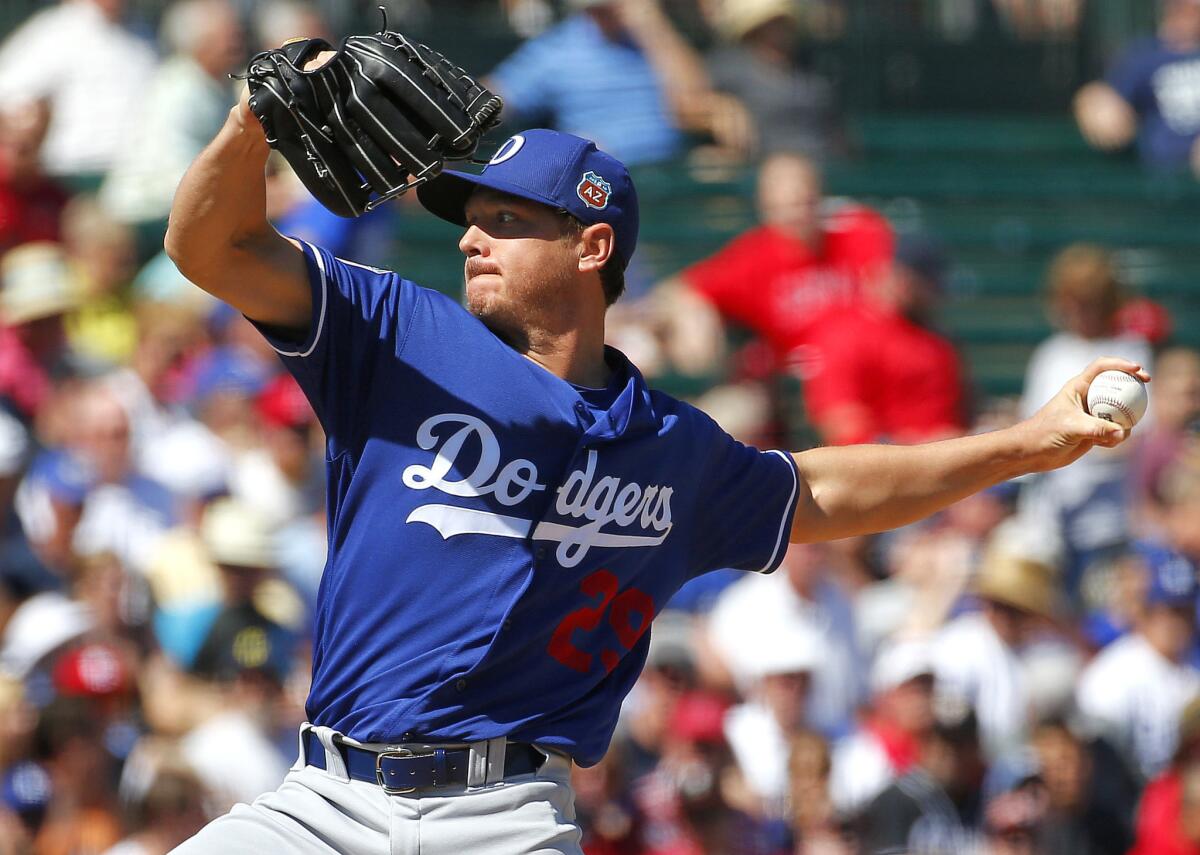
top-left (0, 1), bottom-right (156, 177)
top-left (103, 368), bottom-right (233, 502)
top-left (1017, 331), bottom-right (1154, 563)
top-left (723, 701), bottom-right (790, 813)
top-left (180, 710), bottom-right (289, 813)
top-left (708, 571), bottom-right (865, 737)
top-left (1076, 632), bottom-right (1200, 780)
top-left (931, 612), bottom-right (1028, 760)
top-left (829, 729), bottom-right (893, 818)
top-left (100, 55), bottom-right (234, 222)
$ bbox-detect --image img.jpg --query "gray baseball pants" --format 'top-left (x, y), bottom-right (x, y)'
top-left (169, 725), bottom-right (584, 854)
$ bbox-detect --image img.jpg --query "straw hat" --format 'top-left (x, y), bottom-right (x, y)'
top-left (201, 498), bottom-right (275, 569)
top-left (974, 548), bottom-right (1058, 619)
top-left (719, 0), bottom-right (800, 40)
top-left (0, 243), bottom-right (77, 325)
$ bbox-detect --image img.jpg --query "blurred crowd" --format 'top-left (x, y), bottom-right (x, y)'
top-left (0, 1), bottom-right (1198, 855)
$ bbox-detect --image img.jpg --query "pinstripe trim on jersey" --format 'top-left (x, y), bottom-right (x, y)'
top-left (759, 449), bottom-right (799, 572)
top-left (270, 240), bottom-right (328, 359)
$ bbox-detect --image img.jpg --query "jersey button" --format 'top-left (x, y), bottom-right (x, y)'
top-left (455, 678), bottom-right (467, 692)
top-left (574, 401), bottom-right (587, 415)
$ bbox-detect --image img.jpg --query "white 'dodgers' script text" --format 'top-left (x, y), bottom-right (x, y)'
top-left (402, 413), bottom-right (674, 567)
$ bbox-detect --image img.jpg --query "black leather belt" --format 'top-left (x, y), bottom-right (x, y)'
top-left (303, 730), bottom-right (544, 793)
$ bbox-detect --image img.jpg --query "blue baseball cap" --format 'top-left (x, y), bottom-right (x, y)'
top-left (417, 129), bottom-right (639, 269)
top-left (1137, 542), bottom-right (1199, 607)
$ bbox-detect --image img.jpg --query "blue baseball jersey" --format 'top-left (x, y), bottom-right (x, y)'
top-left (258, 241), bottom-right (801, 766)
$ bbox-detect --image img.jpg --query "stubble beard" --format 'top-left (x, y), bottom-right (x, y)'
top-left (465, 263), bottom-right (576, 351)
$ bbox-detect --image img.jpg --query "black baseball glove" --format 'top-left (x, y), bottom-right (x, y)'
top-left (242, 24), bottom-right (503, 217)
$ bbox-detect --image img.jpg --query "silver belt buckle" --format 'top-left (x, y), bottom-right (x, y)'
top-left (375, 747), bottom-right (418, 794)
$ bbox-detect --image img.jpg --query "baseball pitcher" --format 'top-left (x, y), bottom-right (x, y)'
top-left (162, 21), bottom-right (1146, 855)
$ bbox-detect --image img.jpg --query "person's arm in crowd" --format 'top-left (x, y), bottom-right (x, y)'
top-left (1074, 81), bottom-right (1138, 151)
top-left (646, 275), bottom-right (727, 376)
top-left (615, 0), bottom-right (755, 156)
top-left (789, 357), bottom-right (1147, 543)
top-left (164, 86), bottom-right (309, 330)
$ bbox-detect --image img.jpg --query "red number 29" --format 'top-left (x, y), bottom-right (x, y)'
top-left (548, 570), bottom-right (655, 675)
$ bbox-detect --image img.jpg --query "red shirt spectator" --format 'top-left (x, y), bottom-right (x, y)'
top-left (0, 102), bottom-right (68, 254)
top-left (803, 236), bottom-right (965, 446)
top-left (681, 155), bottom-right (893, 375)
top-left (1129, 771), bottom-right (1200, 855)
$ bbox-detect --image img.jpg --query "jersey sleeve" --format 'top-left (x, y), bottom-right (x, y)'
top-left (689, 411), bottom-right (800, 575)
top-left (253, 241), bottom-right (421, 453)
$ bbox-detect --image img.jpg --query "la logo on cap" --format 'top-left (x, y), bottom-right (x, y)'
top-left (577, 171), bottom-right (611, 210)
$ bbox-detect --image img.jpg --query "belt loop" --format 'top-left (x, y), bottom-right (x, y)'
top-left (484, 737), bottom-right (507, 786)
top-left (466, 739), bottom-right (488, 788)
top-left (314, 726), bottom-right (350, 781)
top-left (292, 722), bottom-right (312, 772)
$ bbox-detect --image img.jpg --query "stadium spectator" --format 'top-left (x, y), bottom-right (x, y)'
top-left (1130, 347), bottom-right (1200, 537)
top-left (1076, 543), bottom-right (1200, 781)
top-left (60, 196), bottom-right (140, 369)
top-left (1017, 244), bottom-right (1153, 595)
top-left (32, 696), bottom-right (123, 855)
top-left (802, 234), bottom-right (966, 446)
top-left (0, 102), bottom-right (69, 256)
top-left (1075, 0), bottom-right (1200, 172)
top-left (1030, 715), bottom-right (1138, 855)
top-left (105, 738), bottom-right (208, 855)
top-left (786, 730), bottom-right (847, 853)
top-left (0, 0), bottom-right (157, 183)
top-left (178, 499), bottom-right (292, 812)
top-left (227, 372), bottom-right (322, 528)
top-left (102, 302), bottom-right (233, 508)
top-left (573, 740), bottom-right (644, 855)
top-left (634, 690), bottom-right (748, 855)
top-left (721, 620), bottom-right (825, 817)
top-left (100, 0), bottom-right (244, 231)
top-left (707, 543), bottom-right (866, 741)
top-left (17, 381), bottom-right (178, 577)
top-left (706, 0), bottom-right (842, 160)
top-left (1129, 695), bottom-right (1200, 855)
top-left (856, 702), bottom-right (986, 855)
top-left (653, 153), bottom-right (892, 380)
top-left (486, 0), bottom-right (750, 166)
top-left (829, 638), bottom-right (934, 819)
top-left (931, 545), bottom-right (1059, 761)
top-left (0, 243), bottom-right (78, 423)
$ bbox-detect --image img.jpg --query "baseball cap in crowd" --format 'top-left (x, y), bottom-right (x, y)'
top-left (189, 347), bottom-right (271, 406)
top-left (51, 642), bottom-right (132, 699)
top-left (747, 621), bottom-right (825, 680)
top-left (418, 129), bottom-right (640, 269)
top-left (1, 761), bottom-right (51, 829)
top-left (257, 373), bottom-right (316, 430)
top-left (669, 691), bottom-right (730, 745)
top-left (870, 638), bottom-right (934, 696)
top-left (0, 242), bottom-right (77, 326)
top-left (1137, 542), bottom-right (1199, 607)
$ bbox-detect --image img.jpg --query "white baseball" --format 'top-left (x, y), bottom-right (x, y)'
top-left (1086, 369), bottom-right (1148, 430)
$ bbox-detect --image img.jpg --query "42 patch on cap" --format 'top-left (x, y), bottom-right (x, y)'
top-left (577, 171), bottom-right (611, 210)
